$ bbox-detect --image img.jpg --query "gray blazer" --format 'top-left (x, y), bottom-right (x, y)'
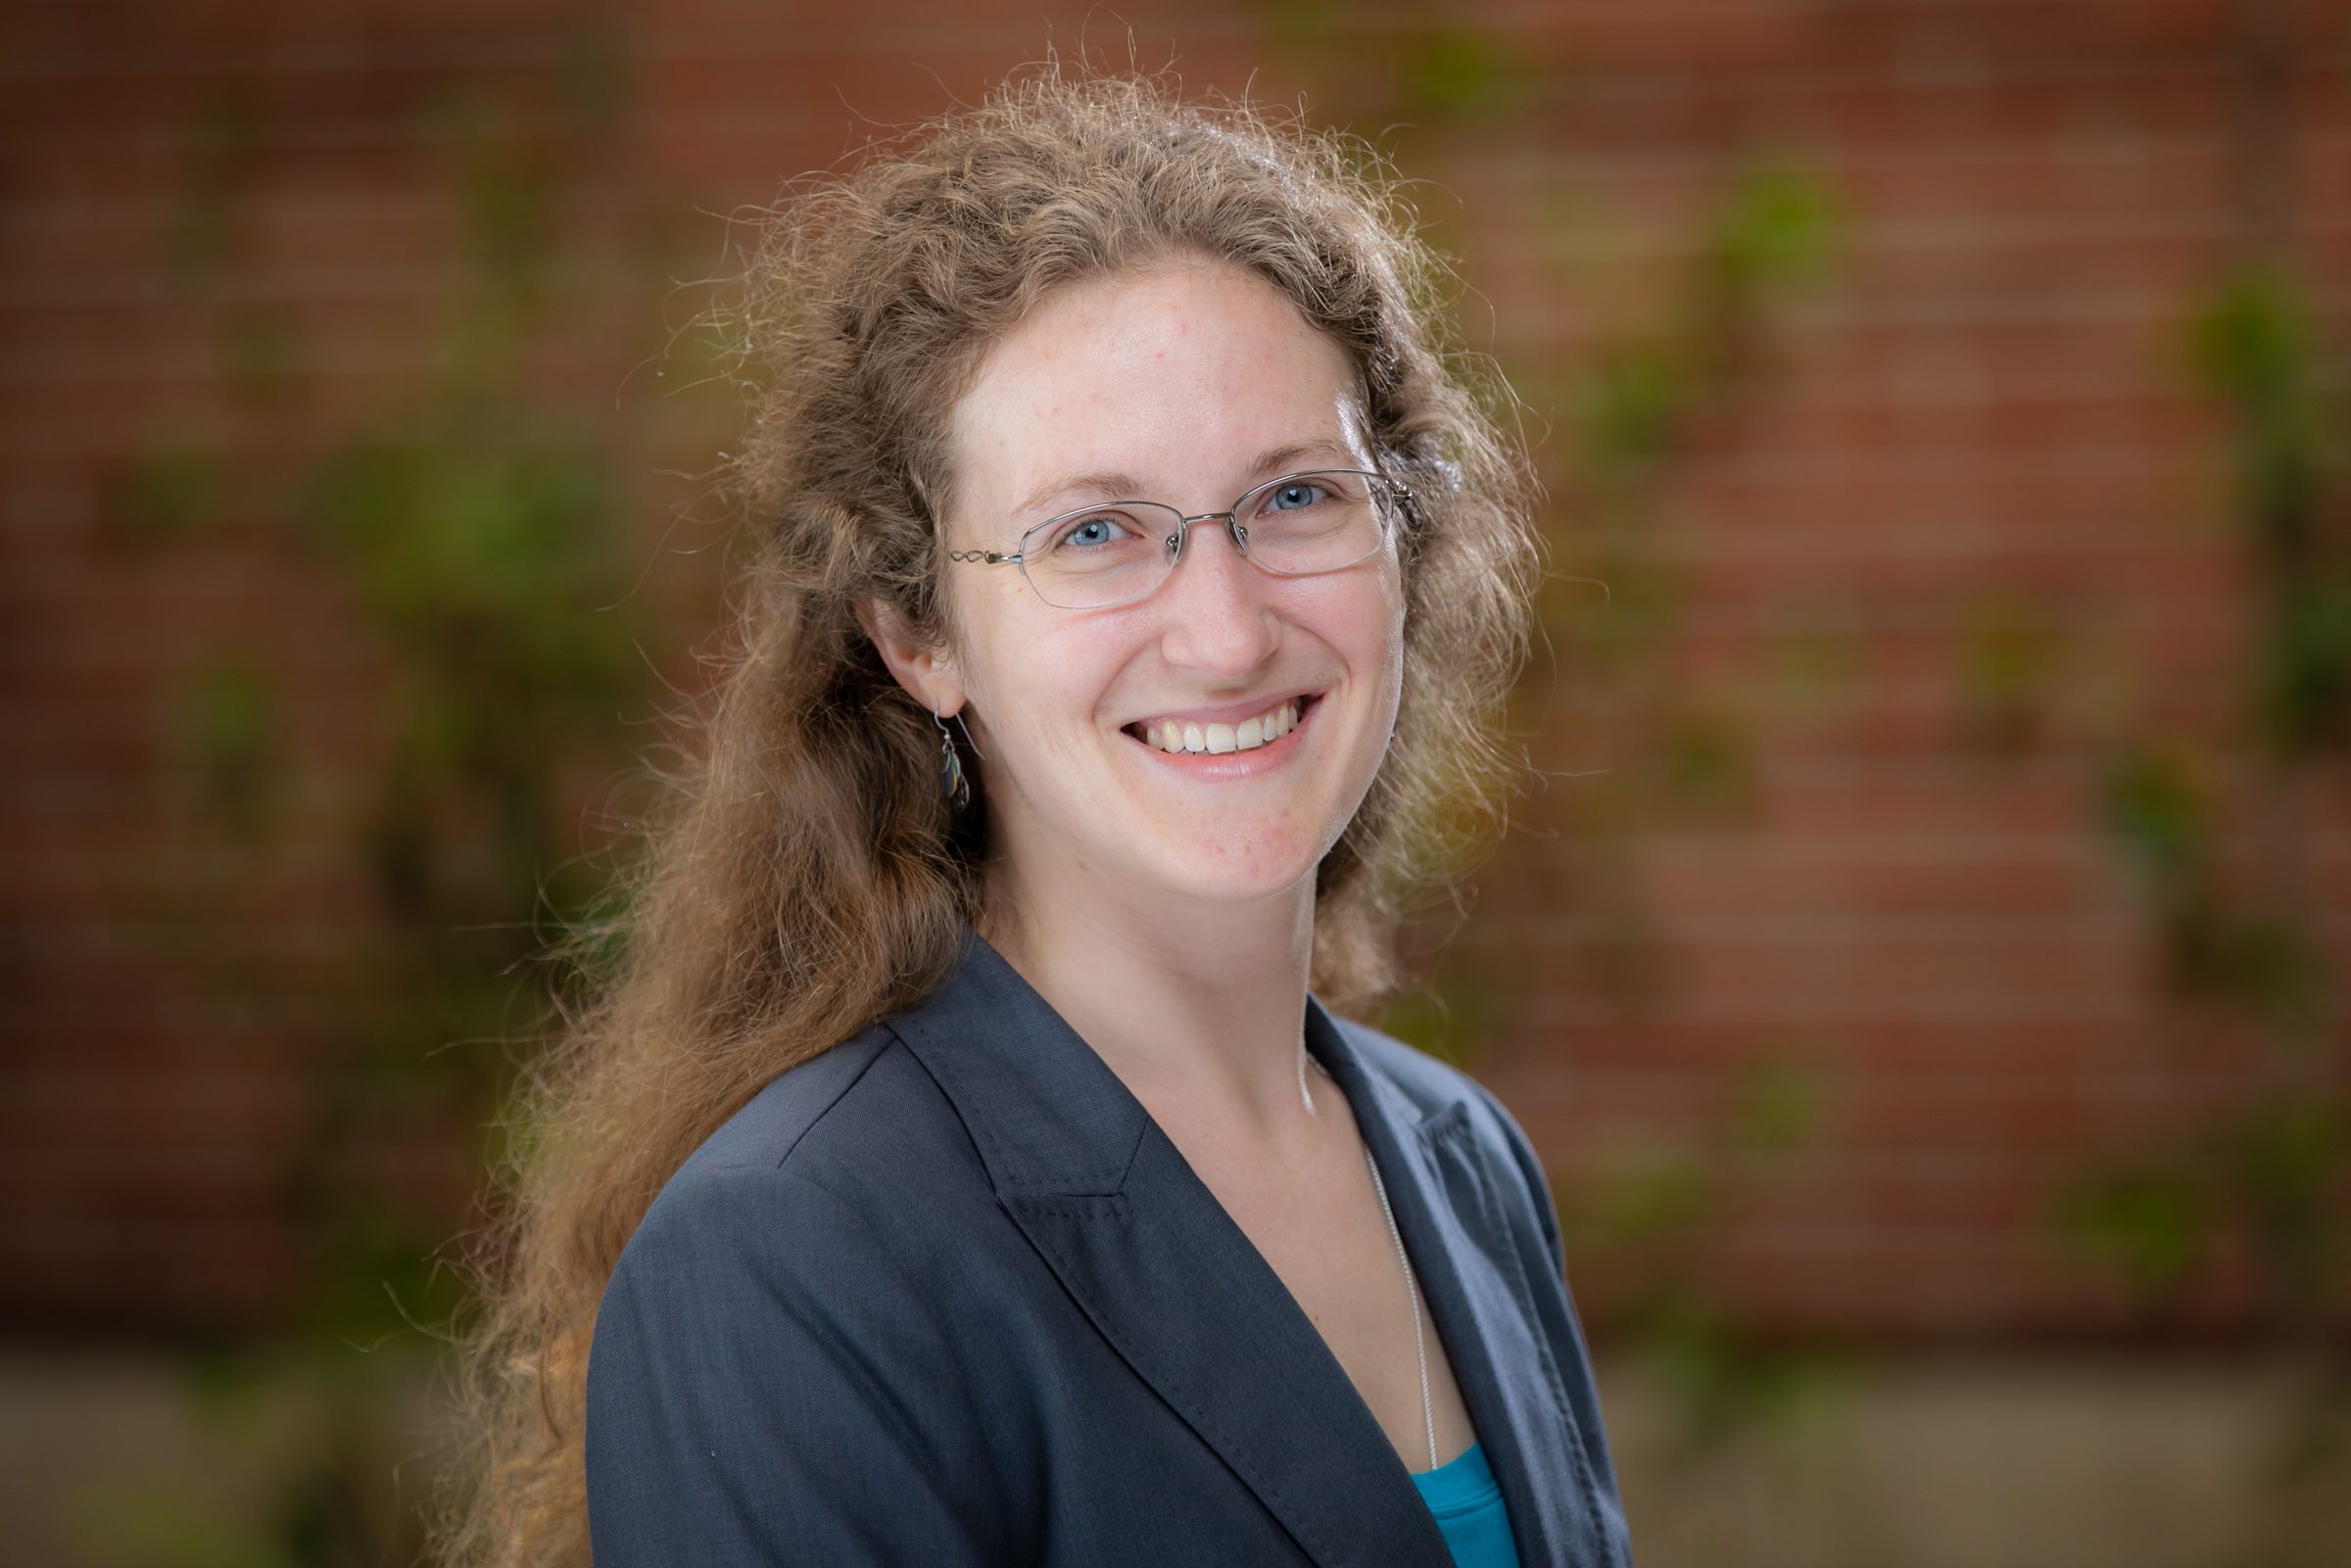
top-left (586, 934), bottom-right (1632, 1567)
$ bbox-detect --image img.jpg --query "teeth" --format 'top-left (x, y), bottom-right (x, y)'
top-left (1140, 700), bottom-right (1300, 756)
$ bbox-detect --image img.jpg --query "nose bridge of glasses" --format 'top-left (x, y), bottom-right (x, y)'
top-left (1155, 509), bottom-right (1269, 616)
top-left (1172, 509), bottom-right (1248, 561)
top-left (1152, 512), bottom-right (1283, 646)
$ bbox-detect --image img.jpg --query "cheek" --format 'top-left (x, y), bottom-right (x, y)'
top-left (1327, 578), bottom-right (1407, 776)
top-left (961, 621), bottom-right (1123, 764)
top-left (1292, 569), bottom-right (1407, 688)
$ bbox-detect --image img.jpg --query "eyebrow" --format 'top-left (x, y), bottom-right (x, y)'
top-left (1012, 470), bottom-right (1147, 519)
top-left (1009, 440), bottom-right (1360, 520)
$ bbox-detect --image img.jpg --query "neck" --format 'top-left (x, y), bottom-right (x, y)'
top-left (980, 847), bottom-right (1319, 1142)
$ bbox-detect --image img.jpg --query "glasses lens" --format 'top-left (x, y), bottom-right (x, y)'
top-left (1233, 471), bottom-right (1389, 577)
top-left (1020, 503), bottom-right (1181, 610)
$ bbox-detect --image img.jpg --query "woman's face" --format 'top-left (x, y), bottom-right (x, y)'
top-left (921, 259), bottom-right (1406, 913)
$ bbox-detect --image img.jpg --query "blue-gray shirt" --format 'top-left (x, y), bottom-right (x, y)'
top-left (586, 934), bottom-right (1632, 1566)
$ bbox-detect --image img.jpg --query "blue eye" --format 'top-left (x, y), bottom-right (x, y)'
top-left (1061, 514), bottom-right (1131, 548)
top-left (1267, 482), bottom-right (1326, 511)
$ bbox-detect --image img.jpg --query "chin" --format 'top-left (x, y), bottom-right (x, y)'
top-left (1128, 832), bottom-right (1329, 908)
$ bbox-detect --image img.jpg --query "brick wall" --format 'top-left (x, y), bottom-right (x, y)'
top-left (1455, 0), bottom-right (2351, 1340)
top-left (2, 0), bottom-right (2344, 1338)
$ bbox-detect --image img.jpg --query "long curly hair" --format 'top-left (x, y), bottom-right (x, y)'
top-left (440, 67), bottom-right (1537, 1568)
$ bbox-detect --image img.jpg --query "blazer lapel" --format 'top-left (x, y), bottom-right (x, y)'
top-left (889, 938), bottom-right (1453, 1568)
top-left (1311, 1003), bottom-right (1629, 1568)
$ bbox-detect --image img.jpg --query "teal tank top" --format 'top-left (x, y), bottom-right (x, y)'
top-left (1410, 1441), bottom-right (1519, 1568)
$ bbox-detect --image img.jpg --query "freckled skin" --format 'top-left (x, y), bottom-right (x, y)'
top-left (939, 261), bottom-right (1405, 909)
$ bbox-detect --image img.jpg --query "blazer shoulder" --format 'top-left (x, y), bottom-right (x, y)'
top-left (638, 1022), bottom-right (975, 1236)
top-left (1324, 1013), bottom-right (1559, 1217)
top-left (1327, 1014), bottom-right (1523, 1138)
top-left (663, 1025), bottom-right (898, 1182)
top-left (611, 1022), bottom-right (1003, 1322)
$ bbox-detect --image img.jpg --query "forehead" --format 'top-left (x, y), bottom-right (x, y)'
top-left (947, 260), bottom-right (1368, 515)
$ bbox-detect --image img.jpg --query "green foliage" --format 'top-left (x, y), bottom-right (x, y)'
top-left (2056, 1166), bottom-right (2211, 1297)
top-left (1680, 159), bottom-right (1837, 392)
top-left (1575, 344), bottom-right (1687, 500)
top-left (175, 662), bottom-right (282, 835)
top-left (1567, 1138), bottom-right (1714, 1261)
top-left (1558, 1051), bottom-right (1841, 1452)
top-left (283, 112), bottom-right (651, 1360)
top-left (2238, 1100), bottom-right (2347, 1310)
top-left (2099, 747), bottom-right (2322, 1019)
top-left (1561, 1057), bottom-right (1824, 1278)
top-left (1265, 0), bottom-right (1347, 49)
top-left (2260, 577), bottom-right (2351, 756)
top-left (1773, 601), bottom-right (1867, 715)
top-left (1654, 714), bottom-right (1755, 824)
top-left (2194, 269), bottom-right (2334, 567)
top-left (2193, 268), bottom-right (2350, 755)
top-left (73, 1362), bottom-right (431, 1568)
top-left (1728, 1055), bottom-right (1826, 1154)
top-left (1266, 9), bottom-right (1526, 119)
top-left (220, 303), bottom-right (304, 407)
top-left (1566, 159), bottom-right (1835, 523)
top-left (2063, 266), bottom-right (2351, 1331)
top-left (2056, 1103), bottom-right (2349, 1324)
top-left (1958, 592), bottom-right (2064, 756)
top-left (304, 421), bottom-right (633, 849)
top-left (1637, 1296), bottom-right (1851, 1461)
top-left (2103, 746), bottom-right (2206, 884)
top-left (124, 22), bottom-right (694, 1562)
top-left (1707, 161), bottom-right (1838, 289)
top-left (1541, 160), bottom-right (1837, 1000)
top-left (79, 1485), bottom-right (287, 1568)
top-left (1395, 20), bottom-right (1516, 118)
top-left (118, 440), bottom-right (230, 543)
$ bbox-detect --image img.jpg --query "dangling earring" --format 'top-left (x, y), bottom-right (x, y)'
top-left (934, 707), bottom-right (972, 814)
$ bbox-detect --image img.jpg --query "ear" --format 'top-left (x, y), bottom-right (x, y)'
top-left (855, 597), bottom-right (968, 718)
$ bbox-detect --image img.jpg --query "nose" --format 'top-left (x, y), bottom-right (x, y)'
top-left (1153, 514), bottom-right (1280, 678)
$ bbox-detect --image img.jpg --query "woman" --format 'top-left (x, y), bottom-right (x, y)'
top-left (451, 72), bottom-right (1629, 1568)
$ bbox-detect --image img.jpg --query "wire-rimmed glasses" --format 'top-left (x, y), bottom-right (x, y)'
top-left (946, 469), bottom-right (1410, 611)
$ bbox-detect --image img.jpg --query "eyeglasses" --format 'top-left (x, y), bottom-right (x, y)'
top-left (946, 469), bottom-right (1409, 611)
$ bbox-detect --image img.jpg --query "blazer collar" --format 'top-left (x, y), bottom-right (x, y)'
top-left (887, 934), bottom-right (1455, 1568)
top-left (1314, 1009), bottom-right (1622, 1568)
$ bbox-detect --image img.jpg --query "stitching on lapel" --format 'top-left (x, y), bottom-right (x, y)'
top-left (1004, 1197), bottom-right (1127, 1220)
top-left (1425, 1112), bottom-right (1570, 1399)
top-left (1423, 1108), bottom-right (1618, 1562)
top-left (890, 1021), bottom-right (1142, 1196)
top-left (1419, 1106), bottom-right (1512, 1267)
top-left (994, 1168), bottom-right (1136, 1194)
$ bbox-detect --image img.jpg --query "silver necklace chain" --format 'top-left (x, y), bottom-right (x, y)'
top-left (1310, 1052), bottom-right (1438, 1471)
top-left (1364, 1143), bottom-right (1439, 1471)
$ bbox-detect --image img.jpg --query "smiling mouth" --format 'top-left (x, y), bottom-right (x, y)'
top-left (1128, 695), bottom-right (1312, 756)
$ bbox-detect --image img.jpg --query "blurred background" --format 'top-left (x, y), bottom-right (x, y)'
top-left (3, 1), bottom-right (2348, 1564)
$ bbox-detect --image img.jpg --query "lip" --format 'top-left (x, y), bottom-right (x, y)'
top-left (1122, 692), bottom-right (1321, 766)
top-left (1121, 689), bottom-right (1322, 736)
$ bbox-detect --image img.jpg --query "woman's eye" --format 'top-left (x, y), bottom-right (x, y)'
top-left (1267, 483), bottom-right (1326, 511)
top-left (1060, 514), bottom-right (1130, 548)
